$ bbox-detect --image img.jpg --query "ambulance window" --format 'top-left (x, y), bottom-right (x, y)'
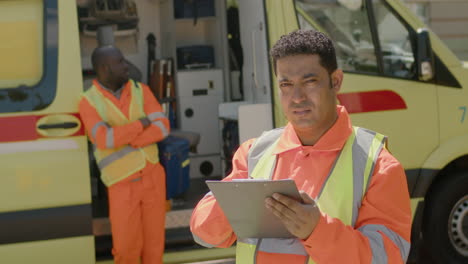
top-left (295, 0), bottom-right (379, 74)
top-left (0, 0), bottom-right (58, 113)
top-left (372, 0), bottom-right (416, 79)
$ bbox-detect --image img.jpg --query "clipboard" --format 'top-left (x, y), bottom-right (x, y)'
top-left (205, 179), bottom-right (301, 239)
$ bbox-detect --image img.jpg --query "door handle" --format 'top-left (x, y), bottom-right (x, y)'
top-left (36, 114), bottom-right (82, 137)
top-left (37, 122), bottom-right (78, 130)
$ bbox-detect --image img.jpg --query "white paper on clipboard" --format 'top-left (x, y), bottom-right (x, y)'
top-left (205, 179), bottom-right (301, 239)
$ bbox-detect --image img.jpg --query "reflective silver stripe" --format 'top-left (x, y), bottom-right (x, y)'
top-left (359, 224), bottom-right (410, 263)
top-left (148, 111), bottom-right (166, 121)
top-left (91, 121), bottom-right (108, 141)
top-left (238, 237), bottom-right (307, 256)
top-left (361, 228), bottom-right (388, 264)
top-left (238, 238), bottom-right (258, 245)
top-left (97, 146), bottom-right (139, 170)
top-left (106, 128), bottom-right (114, 148)
top-left (152, 120), bottom-right (169, 137)
top-left (193, 233), bottom-right (233, 248)
top-left (268, 156), bottom-right (277, 180)
top-left (360, 224), bottom-right (410, 262)
top-left (203, 191), bottom-right (214, 198)
top-left (351, 128), bottom-right (376, 226)
top-left (380, 225), bottom-right (410, 261)
top-left (260, 238), bottom-right (307, 256)
top-left (365, 135), bottom-right (387, 194)
top-left (192, 234), bottom-right (216, 248)
top-left (247, 128), bottom-right (284, 177)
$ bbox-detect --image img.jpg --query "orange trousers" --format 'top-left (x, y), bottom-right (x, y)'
top-left (108, 162), bottom-right (166, 264)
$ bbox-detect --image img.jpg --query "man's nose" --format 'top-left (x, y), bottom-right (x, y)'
top-left (291, 84), bottom-right (306, 102)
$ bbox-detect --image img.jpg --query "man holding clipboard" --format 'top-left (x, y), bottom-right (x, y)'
top-left (190, 30), bottom-right (411, 263)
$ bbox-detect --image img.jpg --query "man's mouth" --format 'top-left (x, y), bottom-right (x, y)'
top-left (293, 109), bottom-right (311, 116)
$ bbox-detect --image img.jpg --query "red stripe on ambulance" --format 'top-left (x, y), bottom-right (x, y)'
top-left (0, 113), bottom-right (84, 143)
top-left (338, 90), bottom-right (407, 114)
top-left (0, 116), bottom-right (40, 142)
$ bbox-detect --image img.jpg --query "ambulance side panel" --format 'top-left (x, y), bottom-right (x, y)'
top-left (0, 1), bottom-right (94, 263)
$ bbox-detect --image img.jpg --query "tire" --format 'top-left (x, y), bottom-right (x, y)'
top-left (422, 171), bottom-right (468, 264)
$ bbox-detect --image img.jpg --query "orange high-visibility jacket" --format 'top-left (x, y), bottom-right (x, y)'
top-left (190, 106), bottom-right (411, 263)
top-left (80, 79), bottom-right (169, 264)
top-left (79, 79), bottom-right (170, 161)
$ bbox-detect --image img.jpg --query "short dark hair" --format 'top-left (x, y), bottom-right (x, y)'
top-left (270, 29), bottom-right (337, 74)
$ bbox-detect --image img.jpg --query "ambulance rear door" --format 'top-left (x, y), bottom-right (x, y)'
top-left (0, 0), bottom-right (94, 263)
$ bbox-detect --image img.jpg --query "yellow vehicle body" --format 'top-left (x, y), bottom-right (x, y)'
top-left (0, 0), bottom-right (94, 263)
top-left (0, 0), bottom-right (467, 263)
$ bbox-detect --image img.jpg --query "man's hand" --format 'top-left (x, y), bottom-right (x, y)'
top-left (265, 191), bottom-right (321, 240)
top-left (139, 117), bottom-right (151, 128)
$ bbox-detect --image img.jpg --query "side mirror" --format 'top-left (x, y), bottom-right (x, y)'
top-left (416, 28), bottom-right (434, 81)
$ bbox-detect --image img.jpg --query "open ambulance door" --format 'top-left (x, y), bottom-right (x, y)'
top-left (0, 0), bottom-right (94, 263)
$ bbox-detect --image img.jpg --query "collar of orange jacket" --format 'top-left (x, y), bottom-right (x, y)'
top-left (273, 105), bottom-right (353, 154)
top-left (92, 79), bottom-right (131, 99)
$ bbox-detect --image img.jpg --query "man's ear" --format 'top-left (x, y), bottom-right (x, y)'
top-left (331, 69), bottom-right (344, 92)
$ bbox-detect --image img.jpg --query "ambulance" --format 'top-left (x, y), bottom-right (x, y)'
top-left (0, 0), bottom-right (467, 263)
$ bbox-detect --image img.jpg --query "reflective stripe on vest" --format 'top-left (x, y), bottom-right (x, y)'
top-left (358, 224), bottom-right (411, 263)
top-left (83, 80), bottom-right (160, 186)
top-left (236, 126), bottom-right (386, 264)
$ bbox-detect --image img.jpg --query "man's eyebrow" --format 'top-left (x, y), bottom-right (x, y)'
top-left (279, 73), bottom-right (317, 82)
top-left (303, 73), bottom-right (317, 79)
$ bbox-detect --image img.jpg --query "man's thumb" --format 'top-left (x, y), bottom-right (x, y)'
top-left (299, 191), bottom-right (315, 204)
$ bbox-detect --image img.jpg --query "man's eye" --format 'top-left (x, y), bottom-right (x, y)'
top-left (280, 83), bottom-right (291, 88)
top-left (305, 79), bottom-right (316, 83)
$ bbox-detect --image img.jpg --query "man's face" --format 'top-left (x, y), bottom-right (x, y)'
top-left (276, 54), bottom-right (341, 131)
top-left (105, 50), bottom-right (129, 87)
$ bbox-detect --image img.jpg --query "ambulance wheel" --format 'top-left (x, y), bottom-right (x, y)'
top-left (422, 172), bottom-right (468, 264)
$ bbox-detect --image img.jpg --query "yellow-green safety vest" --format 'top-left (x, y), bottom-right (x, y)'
top-left (236, 126), bottom-right (386, 264)
top-left (83, 80), bottom-right (160, 187)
